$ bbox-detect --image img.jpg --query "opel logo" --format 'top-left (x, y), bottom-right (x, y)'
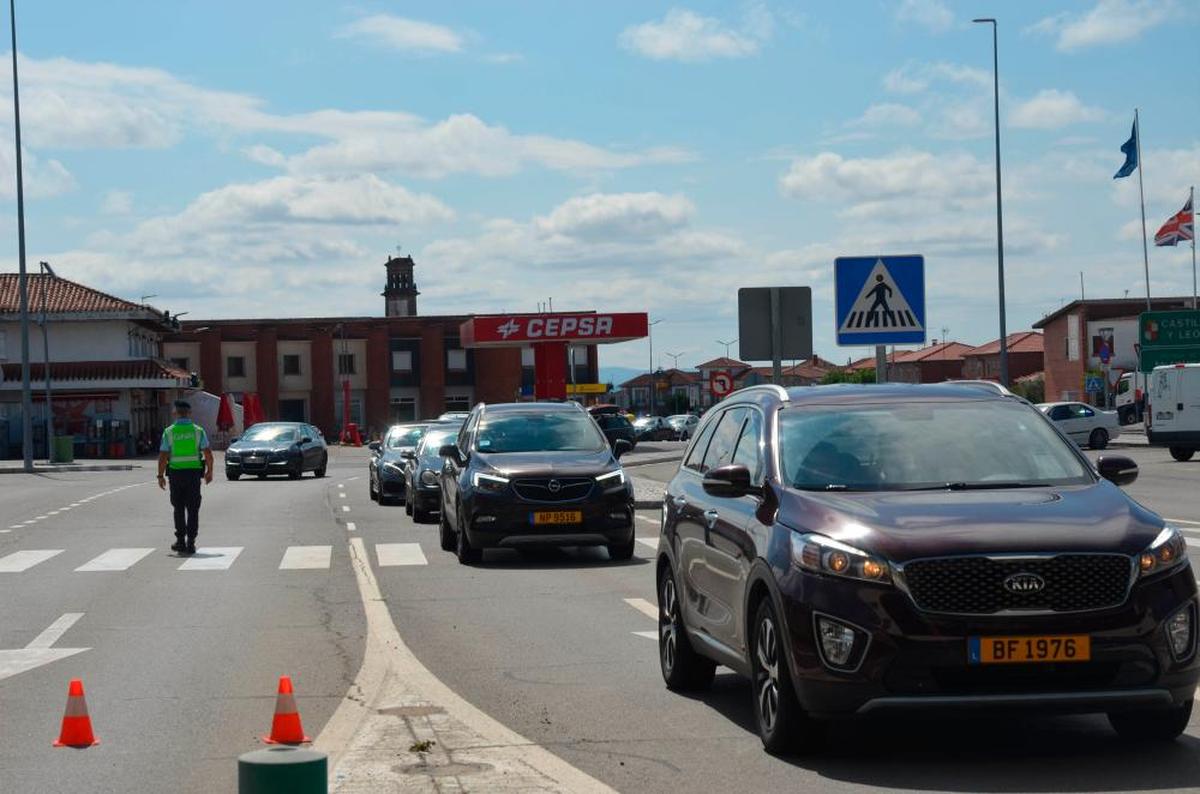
top-left (547, 479), bottom-right (562, 493)
top-left (1003, 572), bottom-right (1046, 595)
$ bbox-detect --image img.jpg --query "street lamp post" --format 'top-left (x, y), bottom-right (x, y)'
top-left (9, 0), bottom-right (33, 472)
top-left (663, 351), bottom-right (683, 370)
top-left (715, 338), bottom-right (738, 358)
top-left (647, 318), bottom-right (661, 415)
top-left (974, 17), bottom-right (1010, 388)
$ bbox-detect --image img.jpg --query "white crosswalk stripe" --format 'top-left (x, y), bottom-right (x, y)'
top-left (0, 549), bottom-right (64, 573)
top-left (376, 543), bottom-right (427, 566)
top-left (178, 546), bottom-right (243, 571)
top-left (636, 537), bottom-right (658, 550)
top-left (279, 546), bottom-right (332, 570)
top-left (76, 548), bottom-right (155, 572)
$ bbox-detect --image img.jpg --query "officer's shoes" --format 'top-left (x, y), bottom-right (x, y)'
top-left (185, 542), bottom-right (197, 555)
top-left (170, 540), bottom-right (186, 553)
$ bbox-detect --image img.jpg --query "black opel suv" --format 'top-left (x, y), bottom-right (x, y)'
top-left (438, 402), bottom-right (634, 564)
top-left (656, 384), bottom-right (1198, 754)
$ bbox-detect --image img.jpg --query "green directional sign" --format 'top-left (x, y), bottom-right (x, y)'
top-left (1140, 310), bottom-right (1200, 372)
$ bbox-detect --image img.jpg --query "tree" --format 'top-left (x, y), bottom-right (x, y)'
top-left (821, 368), bottom-right (875, 385)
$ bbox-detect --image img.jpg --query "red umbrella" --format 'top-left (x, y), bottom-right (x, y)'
top-left (216, 393), bottom-right (235, 432)
top-left (243, 393), bottom-right (264, 429)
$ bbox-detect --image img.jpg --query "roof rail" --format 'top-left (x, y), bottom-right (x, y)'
top-left (728, 384), bottom-right (790, 402)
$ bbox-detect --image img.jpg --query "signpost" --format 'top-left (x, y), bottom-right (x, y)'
top-left (710, 370), bottom-right (734, 399)
top-left (835, 256), bottom-right (926, 382)
top-left (1138, 310), bottom-right (1200, 372)
top-left (737, 287), bottom-right (812, 384)
top-left (565, 383), bottom-right (608, 395)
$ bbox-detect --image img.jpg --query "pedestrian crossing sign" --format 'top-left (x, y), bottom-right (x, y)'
top-left (834, 255), bottom-right (926, 346)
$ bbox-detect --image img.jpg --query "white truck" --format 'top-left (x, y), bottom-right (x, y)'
top-left (1114, 370), bottom-right (1148, 425)
top-left (1146, 363), bottom-right (1200, 461)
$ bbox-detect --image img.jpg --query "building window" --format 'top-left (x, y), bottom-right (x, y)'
top-left (282, 354), bottom-right (301, 376)
top-left (0, 328), bottom-right (6, 359)
top-left (444, 395), bottom-right (471, 413)
top-left (447, 349), bottom-right (467, 371)
top-left (521, 347), bottom-right (535, 368)
top-left (391, 350), bottom-right (413, 372)
top-left (337, 353), bottom-right (356, 375)
top-left (170, 357), bottom-right (189, 371)
top-left (390, 397), bottom-right (416, 422)
top-left (227, 356), bottom-right (245, 378)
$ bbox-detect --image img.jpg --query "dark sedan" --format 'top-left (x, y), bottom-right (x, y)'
top-left (592, 412), bottom-right (638, 451)
top-left (656, 384), bottom-right (1197, 754)
top-left (225, 422), bottom-right (328, 480)
top-left (369, 423), bottom-right (427, 504)
top-left (404, 423), bottom-right (462, 522)
top-left (438, 402), bottom-right (634, 564)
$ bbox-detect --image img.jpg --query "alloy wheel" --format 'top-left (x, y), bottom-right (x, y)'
top-left (755, 615), bottom-right (780, 734)
top-left (659, 575), bottom-right (678, 674)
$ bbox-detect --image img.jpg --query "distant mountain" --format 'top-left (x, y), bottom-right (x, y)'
top-left (599, 366), bottom-right (643, 387)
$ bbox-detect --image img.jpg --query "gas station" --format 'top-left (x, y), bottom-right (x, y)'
top-left (460, 312), bottom-right (649, 400)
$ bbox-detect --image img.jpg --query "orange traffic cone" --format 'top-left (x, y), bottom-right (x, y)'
top-left (262, 675), bottom-right (310, 744)
top-left (53, 678), bottom-right (99, 747)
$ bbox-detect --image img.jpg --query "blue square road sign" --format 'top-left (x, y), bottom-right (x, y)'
top-left (835, 255), bottom-right (926, 346)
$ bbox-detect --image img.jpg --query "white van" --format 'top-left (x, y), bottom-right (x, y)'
top-left (1146, 363), bottom-right (1200, 461)
top-left (1114, 371), bottom-right (1147, 425)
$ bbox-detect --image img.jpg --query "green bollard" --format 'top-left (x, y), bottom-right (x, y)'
top-left (238, 746), bottom-right (327, 794)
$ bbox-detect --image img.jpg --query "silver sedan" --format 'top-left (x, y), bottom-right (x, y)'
top-left (1037, 401), bottom-right (1121, 449)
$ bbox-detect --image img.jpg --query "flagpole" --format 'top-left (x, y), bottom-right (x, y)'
top-left (1134, 108), bottom-right (1151, 311)
top-left (1191, 185), bottom-right (1196, 310)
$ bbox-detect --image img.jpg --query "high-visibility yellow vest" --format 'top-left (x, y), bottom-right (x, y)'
top-left (166, 423), bottom-right (204, 470)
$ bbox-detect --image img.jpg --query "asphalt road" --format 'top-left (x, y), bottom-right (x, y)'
top-left (1, 442), bottom-right (1199, 792)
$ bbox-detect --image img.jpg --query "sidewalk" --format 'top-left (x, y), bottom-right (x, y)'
top-left (0, 457), bottom-right (144, 474)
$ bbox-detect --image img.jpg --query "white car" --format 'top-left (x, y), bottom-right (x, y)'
top-left (1037, 401), bottom-right (1121, 449)
top-left (666, 414), bottom-right (699, 440)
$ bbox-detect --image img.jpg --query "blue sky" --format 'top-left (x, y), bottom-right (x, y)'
top-left (0, 0), bottom-right (1197, 370)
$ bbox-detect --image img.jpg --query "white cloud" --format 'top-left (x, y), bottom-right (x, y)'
top-left (334, 15), bottom-right (463, 55)
top-left (534, 192), bottom-right (694, 239)
top-left (894, 0), bottom-right (954, 33)
top-left (1009, 90), bottom-right (1106, 129)
top-left (618, 7), bottom-right (773, 62)
top-left (780, 150), bottom-right (993, 210)
top-left (100, 190), bottom-right (132, 215)
top-left (1026, 0), bottom-right (1179, 51)
top-left (882, 62), bottom-right (990, 95)
top-left (850, 103), bottom-right (922, 128)
top-left (0, 142), bottom-right (75, 199)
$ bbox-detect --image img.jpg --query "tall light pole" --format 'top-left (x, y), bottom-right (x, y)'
top-left (663, 351), bottom-right (683, 369)
top-left (974, 17), bottom-right (1010, 387)
top-left (9, 0), bottom-right (32, 471)
top-left (715, 338), bottom-right (738, 358)
top-left (647, 318), bottom-right (661, 415)
top-left (38, 261), bottom-right (53, 461)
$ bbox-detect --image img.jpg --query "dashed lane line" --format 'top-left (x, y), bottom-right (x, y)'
top-left (342, 505), bottom-right (351, 513)
top-left (75, 548), bottom-right (155, 572)
top-left (345, 522), bottom-right (356, 532)
top-left (636, 537), bottom-right (658, 550)
top-left (632, 630), bottom-right (658, 640)
top-left (0, 550), bottom-right (64, 573)
top-left (624, 598), bottom-right (658, 621)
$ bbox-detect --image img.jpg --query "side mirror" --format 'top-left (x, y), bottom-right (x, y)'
top-left (702, 464), bottom-right (759, 498)
top-left (613, 438), bottom-right (633, 459)
top-left (400, 450), bottom-right (417, 460)
top-left (1097, 455), bottom-right (1138, 486)
top-left (230, 437), bottom-right (239, 444)
top-left (438, 444), bottom-right (461, 462)
top-left (368, 441), bottom-right (382, 453)
top-left (300, 436), bottom-right (312, 444)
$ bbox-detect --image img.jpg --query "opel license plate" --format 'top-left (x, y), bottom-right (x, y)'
top-left (531, 510), bottom-right (582, 525)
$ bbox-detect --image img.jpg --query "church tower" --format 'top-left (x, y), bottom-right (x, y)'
top-left (382, 254), bottom-right (419, 317)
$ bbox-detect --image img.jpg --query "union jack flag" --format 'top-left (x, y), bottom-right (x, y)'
top-left (1155, 195), bottom-right (1194, 247)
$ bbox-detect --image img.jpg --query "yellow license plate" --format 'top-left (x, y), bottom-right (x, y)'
top-left (969, 635), bottom-right (1090, 664)
top-left (531, 510), bottom-right (582, 525)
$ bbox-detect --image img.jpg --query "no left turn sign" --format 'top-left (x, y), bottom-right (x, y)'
top-left (710, 371), bottom-right (734, 398)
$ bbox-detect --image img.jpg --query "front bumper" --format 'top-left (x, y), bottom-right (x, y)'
top-left (226, 456), bottom-right (298, 475)
top-left (464, 486), bottom-right (634, 549)
top-left (775, 563), bottom-right (1200, 719)
top-left (411, 484), bottom-right (441, 512)
top-left (375, 464), bottom-right (408, 498)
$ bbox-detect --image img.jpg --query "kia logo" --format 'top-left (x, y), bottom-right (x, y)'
top-left (1003, 573), bottom-right (1046, 595)
top-left (547, 479), bottom-right (562, 493)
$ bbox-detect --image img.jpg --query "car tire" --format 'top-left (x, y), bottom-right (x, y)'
top-left (288, 464), bottom-right (302, 480)
top-left (314, 456), bottom-right (327, 478)
top-left (750, 598), bottom-right (820, 755)
top-left (1170, 447), bottom-right (1195, 462)
top-left (439, 507), bottom-right (455, 551)
top-left (369, 477), bottom-right (379, 502)
top-left (405, 497), bottom-right (414, 517)
top-left (257, 473), bottom-right (267, 480)
top-left (1108, 699), bottom-right (1193, 742)
top-left (657, 566), bottom-right (715, 691)
top-left (456, 506), bottom-right (481, 565)
top-left (1089, 428), bottom-right (1109, 450)
top-left (226, 471), bottom-right (240, 481)
top-left (608, 534), bottom-right (635, 561)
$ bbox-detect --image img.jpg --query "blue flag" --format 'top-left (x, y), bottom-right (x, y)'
top-left (1113, 120), bottom-right (1138, 179)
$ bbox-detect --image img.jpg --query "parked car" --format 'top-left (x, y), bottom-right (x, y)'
top-left (438, 401), bottom-right (634, 564)
top-left (592, 412), bottom-right (638, 451)
top-left (438, 411), bottom-right (472, 422)
top-left (1038, 401), bottom-right (1121, 449)
top-left (1146, 363), bottom-right (1200, 461)
top-left (657, 383), bottom-right (1196, 753)
top-left (368, 423), bottom-right (427, 504)
top-left (225, 422), bottom-right (328, 480)
top-left (633, 415), bottom-right (672, 441)
top-left (666, 414), bottom-right (699, 440)
top-left (404, 423), bottom-right (462, 522)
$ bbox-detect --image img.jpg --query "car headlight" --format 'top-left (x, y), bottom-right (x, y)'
top-left (225, 452), bottom-right (240, 461)
top-left (1166, 603), bottom-right (1196, 661)
top-left (1138, 525), bottom-right (1188, 578)
top-left (472, 472), bottom-right (510, 493)
top-left (383, 461), bottom-right (406, 474)
top-left (420, 469), bottom-right (439, 486)
top-left (791, 533), bottom-right (892, 585)
top-left (596, 469), bottom-right (625, 488)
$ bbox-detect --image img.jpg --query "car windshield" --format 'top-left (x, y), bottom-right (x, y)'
top-left (476, 411), bottom-right (607, 453)
top-left (386, 426), bottom-right (425, 448)
top-left (634, 417), bottom-right (654, 426)
top-left (418, 428), bottom-right (458, 455)
top-left (779, 400), bottom-right (1092, 491)
top-left (667, 416), bottom-right (689, 426)
top-left (242, 425), bottom-right (298, 443)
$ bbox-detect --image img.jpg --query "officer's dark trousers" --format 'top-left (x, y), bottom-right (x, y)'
top-left (167, 469), bottom-right (203, 541)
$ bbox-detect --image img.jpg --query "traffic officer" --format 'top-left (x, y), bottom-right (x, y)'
top-left (157, 399), bottom-right (214, 555)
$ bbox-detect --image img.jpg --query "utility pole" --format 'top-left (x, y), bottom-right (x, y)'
top-left (9, 0), bottom-right (32, 471)
top-left (38, 261), bottom-right (53, 461)
top-left (647, 318), bottom-right (661, 415)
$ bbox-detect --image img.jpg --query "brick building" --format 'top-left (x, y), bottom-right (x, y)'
top-left (163, 256), bottom-right (599, 437)
top-left (961, 331), bottom-right (1044, 382)
top-left (887, 341), bottom-right (975, 383)
top-left (1033, 297), bottom-right (1194, 402)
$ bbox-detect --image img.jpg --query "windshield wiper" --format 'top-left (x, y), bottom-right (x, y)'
top-left (943, 481), bottom-right (1041, 491)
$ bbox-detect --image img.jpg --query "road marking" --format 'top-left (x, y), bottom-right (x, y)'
top-left (338, 483), bottom-right (345, 489)
top-left (347, 476), bottom-right (360, 482)
top-left (47, 510), bottom-right (60, 515)
top-left (636, 537), bottom-right (658, 550)
top-left (279, 545), bottom-right (333, 570)
top-left (0, 550), bottom-right (64, 573)
top-left (8, 525), bottom-right (21, 529)
top-left (1169, 518), bottom-right (1200, 526)
top-left (0, 530), bottom-right (9, 534)
top-left (76, 548), bottom-right (155, 572)
top-left (314, 537), bottom-right (612, 791)
top-left (624, 597), bottom-right (658, 621)
top-left (178, 546), bottom-right (243, 571)
top-left (376, 543), bottom-right (427, 566)
top-left (69, 503), bottom-right (81, 507)
top-left (342, 505), bottom-right (351, 513)
top-left (339, 492), bottom-right (347, 499)
top-left (59, 506), bottom-right (72, 511)
top-left (33, 515), bottom-right (47, 521)
top-left (635, 515), bottom-right (658, 525)
top-left (632, 630), bottom-right (658, 640)
top-left (346, 522), bottom-right (356, 532)
top-left (27, 613), bottom-right (84, 648)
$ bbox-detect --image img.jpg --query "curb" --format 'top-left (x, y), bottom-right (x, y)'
top-left (0, 464), bottom-right (138, 474)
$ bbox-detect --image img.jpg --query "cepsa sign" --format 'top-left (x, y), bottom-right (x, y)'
top-left (461, 312), bottom-right (649, 347)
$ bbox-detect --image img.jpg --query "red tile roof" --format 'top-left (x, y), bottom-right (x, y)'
top-left (965, 331), bottom-right (1044, 356)
top-left (619, 368), bottom-right (700, 388)
top-left (1, 359), bottom-right (190, 383)
top-left (897, 341), bottom-right (975, 362)
top-left (696, 357), bottom-right (749, 370)
top-left (0, 274), bottom-right (145, 314)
